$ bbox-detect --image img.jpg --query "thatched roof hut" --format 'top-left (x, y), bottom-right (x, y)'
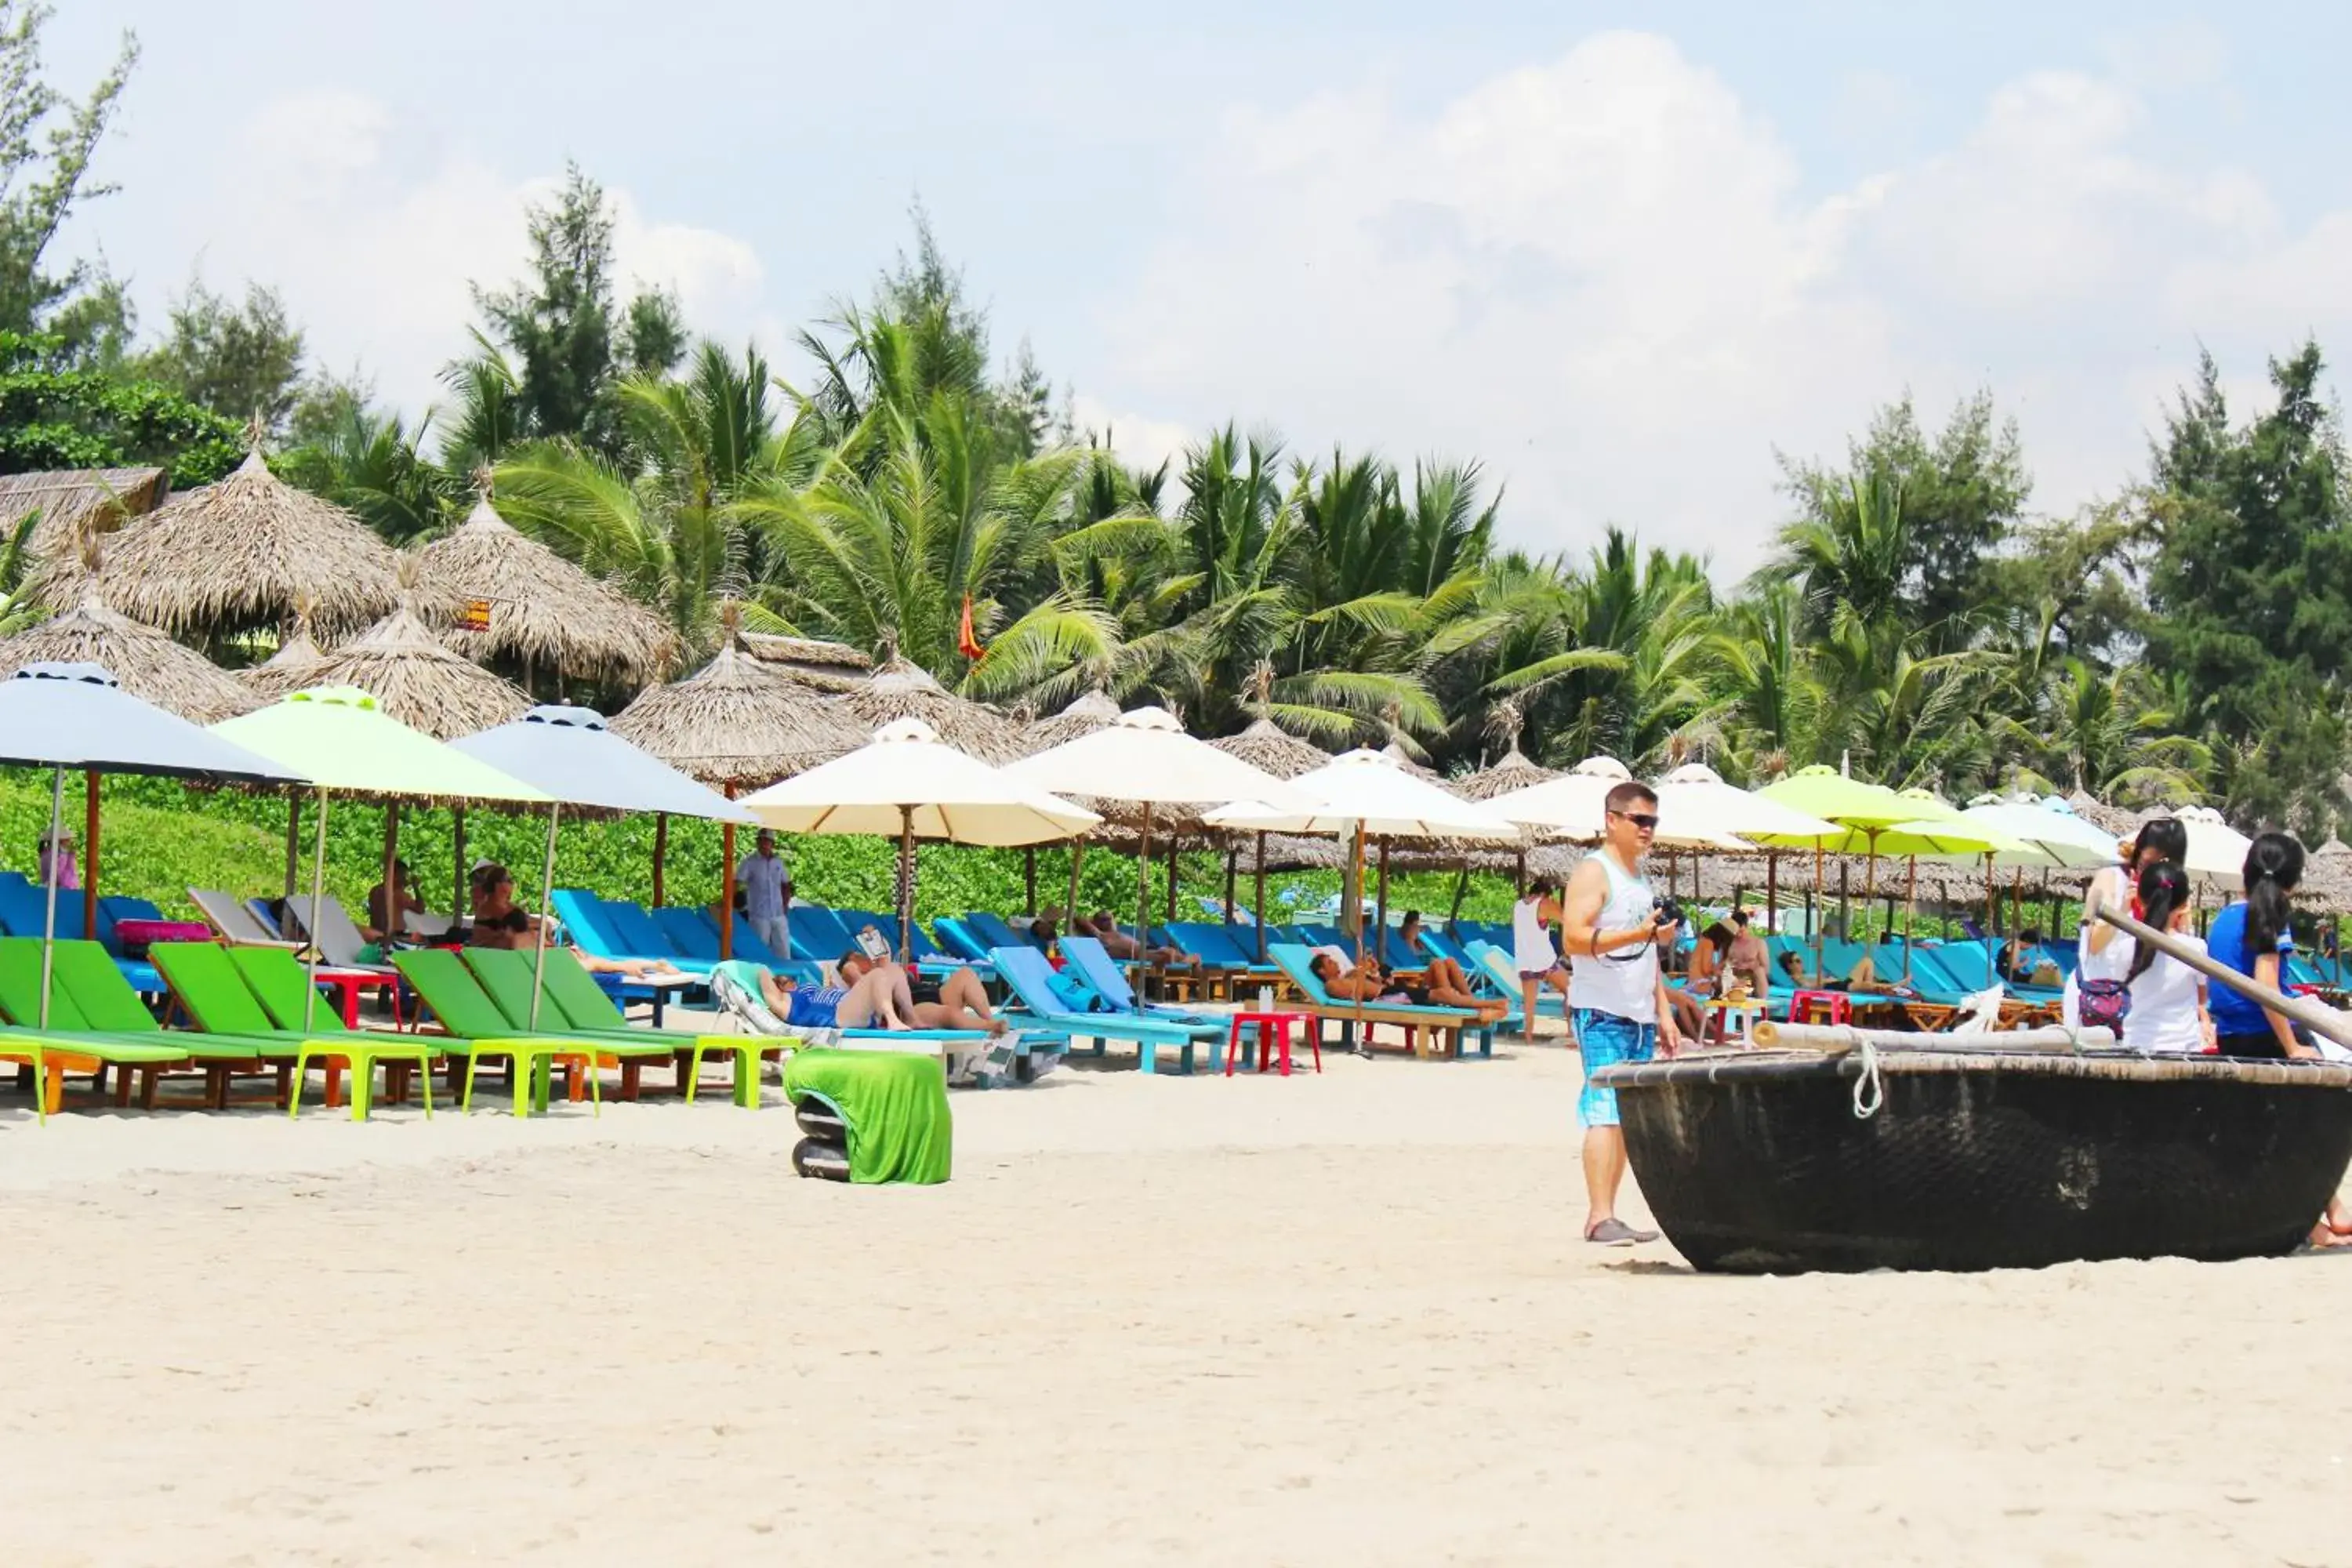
top-left (1021, 689), bottom-right (1122, 756)
top-left (0, 466), bottom-right (169, 573)
top-left (242, 623), bottom-right (331, 699)
top-left (297, 604), bottom-right (531, 739)
top-left (740, 631), bottom-right (873, 691)
top-left (0, 590), bottom-right (258, 723)
top-left (612, 641), bottom-right (866, 789)
top-left (87, 449), bottom-right (402, 638)
top-left (415, 494), bottom-right (675, 687)
top-left (1210, 717), bottom-right (1328, 780)
top-left (1455, 746), bottom-right (1557, 801)
top-left (836, 654), bottom-right (1022, 764)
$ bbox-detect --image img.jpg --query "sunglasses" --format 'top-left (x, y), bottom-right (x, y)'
top-left (1610, 811), bottom-right (1660, 831)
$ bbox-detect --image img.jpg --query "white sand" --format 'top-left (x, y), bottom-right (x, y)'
top-left (4, 1035), bottom-right (2350, 1566)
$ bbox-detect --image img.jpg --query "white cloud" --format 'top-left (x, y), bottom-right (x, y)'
top-left (191, 89), bottom-right (769, 425)
top-left (1086, 31), bottom-right (2352, 575)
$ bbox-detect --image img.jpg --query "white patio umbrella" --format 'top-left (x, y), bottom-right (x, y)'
top-left (1958, 800), bottom-right (2122, 869)
top-left (0, 662), bottom-right (304, 1044)
top-left (1004, 706), bottom-right (1310, 1003)
top-left (741, 718), bottom-right (1099, 960)
top-left (1486, 757), bottom-right (1750, 851)
top-left (2174, 805), bottom-right (2255, 891)
top-left (1651, 761), bottom-right (1843, 936)
top-left (1207, 749), bottom-right (1519, 956)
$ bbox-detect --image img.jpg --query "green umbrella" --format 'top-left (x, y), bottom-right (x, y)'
top-left (214, 687), bottom-right (550, 1033)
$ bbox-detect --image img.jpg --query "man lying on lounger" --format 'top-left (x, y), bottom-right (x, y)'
top-left (1308, 949), bottom-right (1508, 1025)
top-left (757, 952), bottom-right (1007, 1034)
top-left (1073, 910), bottom-right (1192, 967)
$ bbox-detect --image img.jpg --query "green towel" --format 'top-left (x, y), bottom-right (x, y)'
top-left (782, 1047), bottom-right (952, 1185)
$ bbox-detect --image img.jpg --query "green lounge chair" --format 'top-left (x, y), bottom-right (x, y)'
top-left (150, 940), bottom-right (441, 1117)
top-left (391, 949), bottom-right (615, 1116)
top-left (0, 937), bottom-right (233, 1112)
top-left (0, 941), bottom-right (188, 1118)
top-left (1266, 942), bottom-right (1490, 1061)
top-left (460, 947), bottom-right (760, 1107)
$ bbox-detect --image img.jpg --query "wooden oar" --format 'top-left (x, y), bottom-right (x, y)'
top-left (1753, 1020), bottom-right (2112, 1054)
top-left (2096, 906), bottom-right (2352, 1051)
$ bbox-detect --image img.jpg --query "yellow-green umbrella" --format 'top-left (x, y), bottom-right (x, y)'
top-left (214, 687), bottom-right (550, 1030)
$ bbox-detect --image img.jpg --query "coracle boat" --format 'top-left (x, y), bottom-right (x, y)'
top-left (1591, 1044), bottom-right (2352, 1274)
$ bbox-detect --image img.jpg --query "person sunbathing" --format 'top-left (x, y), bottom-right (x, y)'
top-left (573, 949), bottom-right (689, 982)
top-left (838, 951), bottom-right (1005, 1033)
top-left (1308, 949), bottom-right (1390, 1000)
top-left (1076, 910), bottom-right (1189, 967)
top-left (756, 961), bottom-right (968, 1032)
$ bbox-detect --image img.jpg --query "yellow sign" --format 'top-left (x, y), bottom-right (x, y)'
top-left (456, 597), bottom-right (493, 632)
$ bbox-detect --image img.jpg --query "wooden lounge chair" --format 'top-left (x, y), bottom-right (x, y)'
top-left (1265, 942), bottom-right (1490, 1062)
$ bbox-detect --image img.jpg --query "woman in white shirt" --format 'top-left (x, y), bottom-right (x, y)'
top-left (2065, 815), bottom-right (2189, 1029)
top-left (2119, 860), bottom-right (2212, 1054)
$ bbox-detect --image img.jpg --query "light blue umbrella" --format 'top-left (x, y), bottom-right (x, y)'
top-left (453, 706), bottom-right (758, 1018)
top-left (0, 662), bottom-right (306, 1029)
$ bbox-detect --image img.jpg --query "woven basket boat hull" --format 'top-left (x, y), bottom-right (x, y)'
top-left (1591, 1050), bottom-right (2352, 1274)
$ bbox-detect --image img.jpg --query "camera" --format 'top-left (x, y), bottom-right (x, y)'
top-left (1653, 896), bottom-right (1684, 927)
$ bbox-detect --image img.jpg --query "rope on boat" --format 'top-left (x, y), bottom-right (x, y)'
top-left (1851, 1036), bottom-right (1883, 1120)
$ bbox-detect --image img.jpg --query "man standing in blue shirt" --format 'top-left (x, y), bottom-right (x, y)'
top-left (739, 829), bottom-right (793, 959)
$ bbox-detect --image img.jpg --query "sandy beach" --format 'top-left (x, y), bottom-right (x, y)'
top-left (5, 1036), bottom-right (2350, 1567)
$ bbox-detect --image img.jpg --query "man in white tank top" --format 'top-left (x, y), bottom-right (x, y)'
top-left (1559, 779), bottom-right (1682, 1246)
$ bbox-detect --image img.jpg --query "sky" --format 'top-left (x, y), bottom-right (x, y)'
top-left (48, 2), bottom-right (2352, 575)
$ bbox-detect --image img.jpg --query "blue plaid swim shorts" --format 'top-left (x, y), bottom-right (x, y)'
top-left (1573, 1007), bottom-right (1657, 1127)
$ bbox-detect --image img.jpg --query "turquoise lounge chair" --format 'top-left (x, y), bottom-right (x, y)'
top-left (987, 944), bottom-right (1219, 1074)
top-left (1058, 937), bottom-right (1227, 1027)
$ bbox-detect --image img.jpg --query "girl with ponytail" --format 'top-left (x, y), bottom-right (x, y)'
top-left (2066, 815), bottom-right (2190, 1030)
top-left (2117, 861), bottom-right (2210, 1054)
top-left (2206, 832), bottom-right (2314, 1062)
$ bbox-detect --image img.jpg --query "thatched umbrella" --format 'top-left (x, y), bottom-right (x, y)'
top-left (89, 443), bottom-right (402, 640)
top-left (292, 601), bottom-right (534, 925)
top-left (301, 604), bottom-right (531, 741)
top-left (242, 622), bottom-right (332, 700)
top-left (836, 654), bottom-right (1022, 764)
top-left (0, 590), bottom-right (262, 936)
top-left (612, 640), bottom-right (867, 951)
top-left (416, 485), bottom-right (675, 690)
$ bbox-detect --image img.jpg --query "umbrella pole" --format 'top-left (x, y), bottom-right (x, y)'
top-left (528, 804), bottom-right (560, 1029)
top-left (303, 790), bottom-right (328, 1033)
top-left (1165, 836), bottom-right (1180, 924)
top-left (719, 784), bottom-right (738, 960)
top-left (1375, 836), bottom-right (1392, 958)
top-left (81, 768), bottom-right (99, 942)
top-left (1254, 831), bottom-right (1268, 964)
top-left (1901, 855), bottom-right (1917, 982)
top-left (1066, 840), bottom-right (1086, 923)
top-left (1447, 859), bottom-right (1469, 926)
top-left (1223, 844), bottom-right (1237, 924)
top-left (452, 805), bottom-right (468, 927)
top-left (1513, 846), bottom-right (1526, 894)
top-left (1766, 851), bottom-right (1777, 935)
top-left (651, 812), bottom-right (667, 909)
top-left (896, 805), bottom-right (916, 964)
top-left (1132, 802), bottom-right (1152, 1011)
top-left (379, 803), bottom-right (400, 942)
top-left (1355, 822), bottom-right (1374, 968)
top-left (38, 764), bottom-right (64, 1029)
top-left (1810, 845), bottom-right (1824, 979)
top-left (284, 796), bottom-right (302, 902)
top-left (1023, 844), bottom-right (1036, 916)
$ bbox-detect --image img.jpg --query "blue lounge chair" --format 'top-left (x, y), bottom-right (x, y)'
top-left (593, 898), bottom-right (717, 978)
top-left (986, 944), bottom-right (1219, 1074)
top-left (1461, 939), bottom-right (1567, 1024)
top-left (1267, 942), bottom-right (1490, 1060)
top-left (1167, 921), bottom-right (1279, 978)
top-left (931, 915), bottom-right (993, 963)
top-left (963, 910), bottom-right (1040, 953)
top-left (1058, 937), bottom-right (1227, 1027)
